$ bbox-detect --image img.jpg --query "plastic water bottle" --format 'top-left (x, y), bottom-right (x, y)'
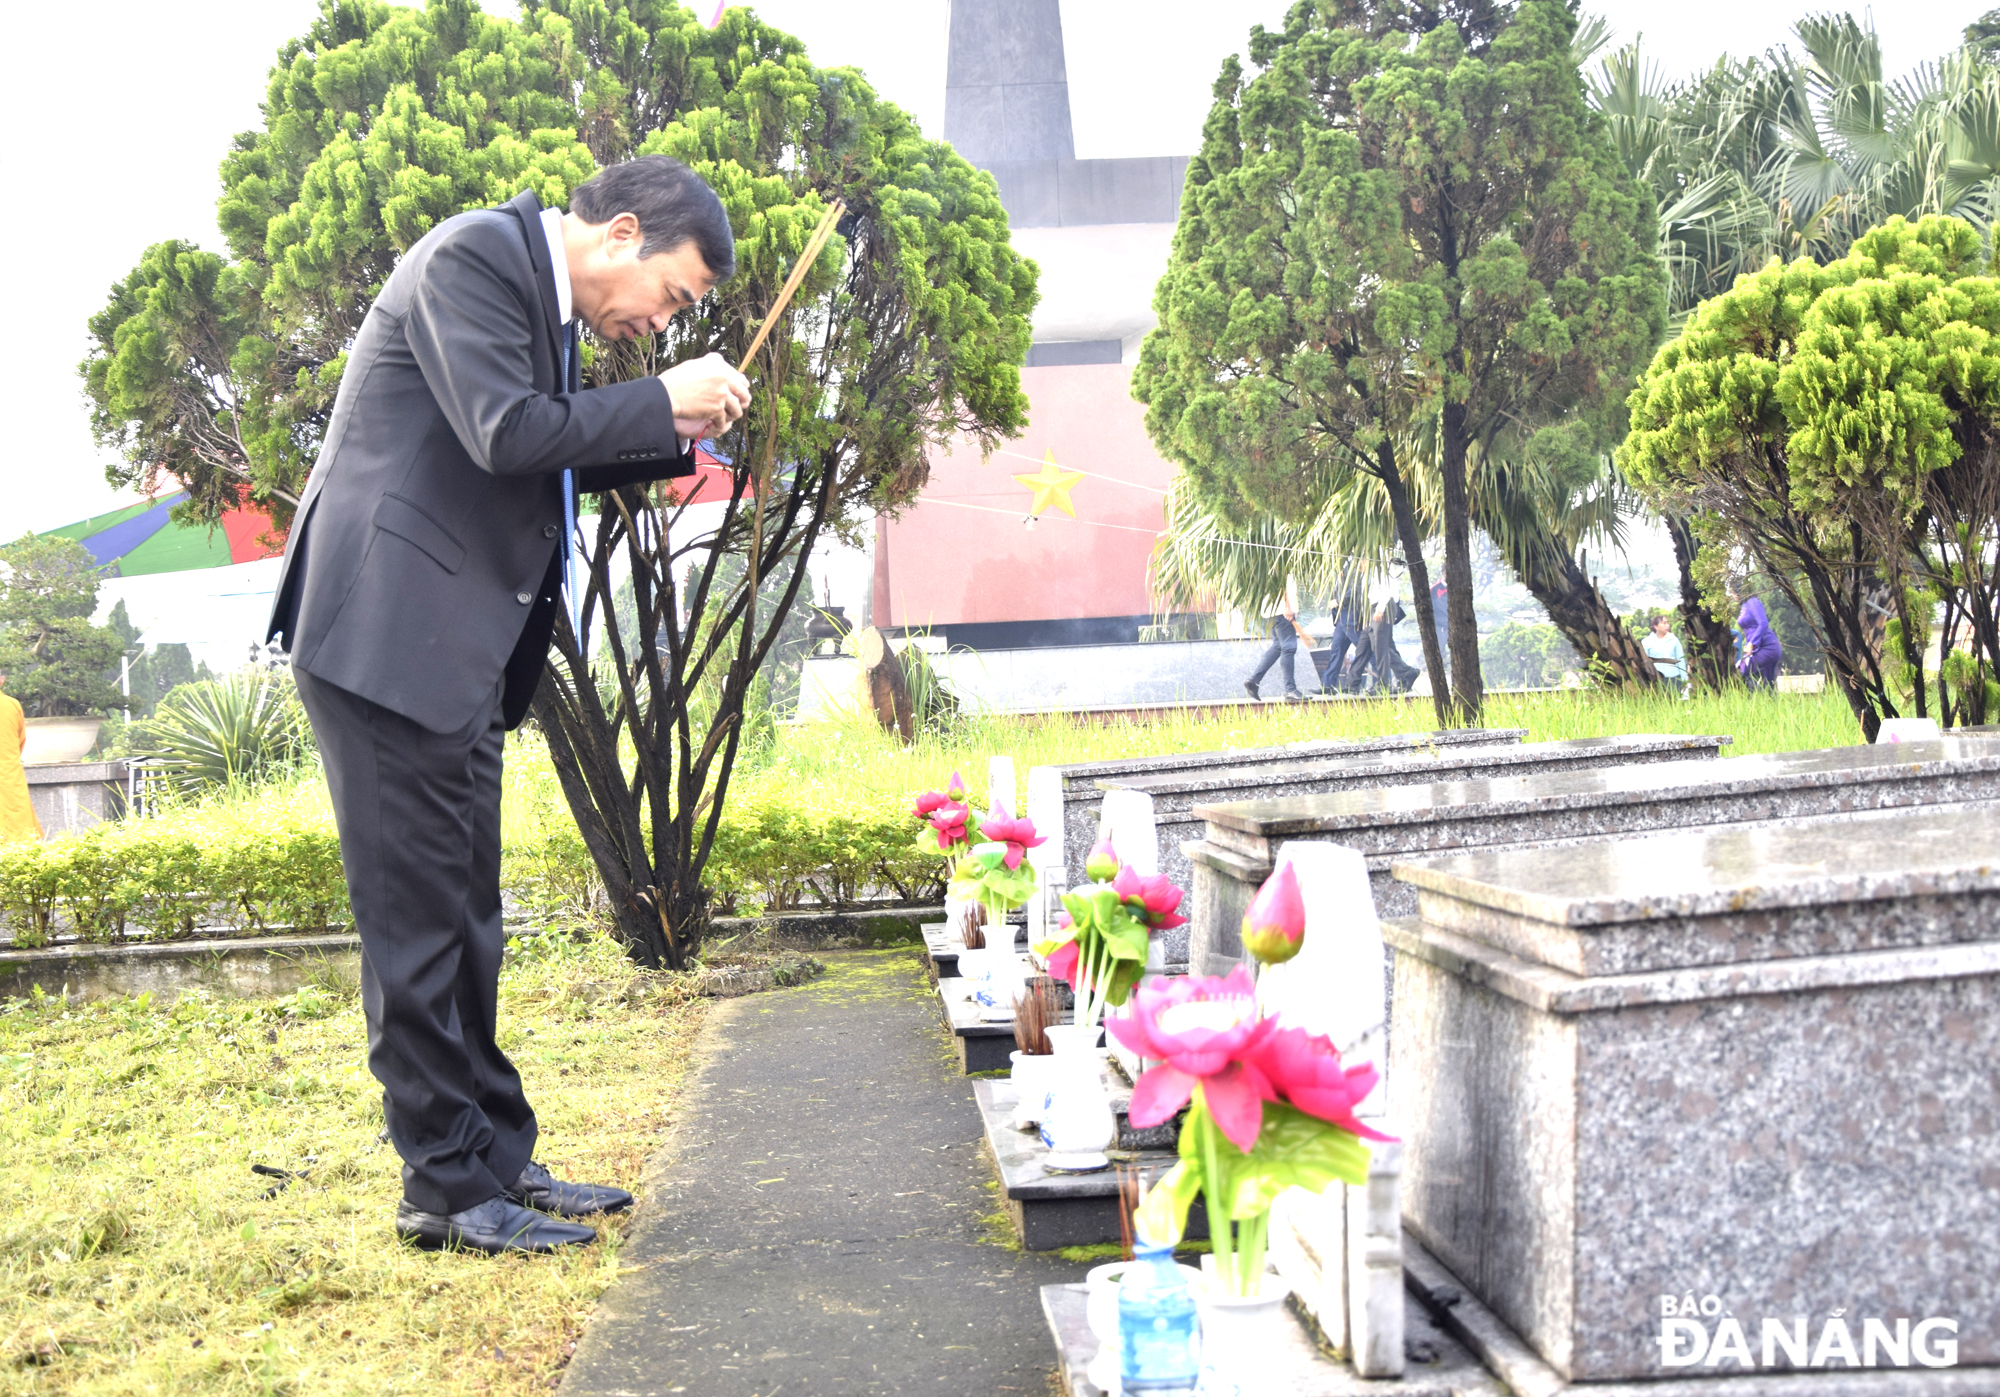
top-left (1119, 1239), bottom-right (1200, 1393)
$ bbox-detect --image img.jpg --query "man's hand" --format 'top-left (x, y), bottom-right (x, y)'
top-left (660, 353), bottom-right (751, 440)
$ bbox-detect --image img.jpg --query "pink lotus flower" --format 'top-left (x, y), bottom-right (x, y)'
top-left (1241, 862), bottom-right (1305, 965)
top-left (1107, 967), bottom-right (1278, 1152)
top-left (978, 803), bottom-right (1046, 870)
top-left (1084, 838), bottom-right (1120, 883)
top-left (1245, 1026), bottom-right (1395, 1142)
top-left (946, 770), bottom-right (967, 801)
top-left (928, 801), bottom-right (972, 851)
top-left (912, 789), bottom-right (950, 819)
top-left (1046, 937), bottom-right (1080, 988)
top-left (1113, 865), bottom-right (1187, 931)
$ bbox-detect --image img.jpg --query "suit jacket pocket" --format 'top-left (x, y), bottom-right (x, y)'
top-left (372, 493), bottom-right (465, 574)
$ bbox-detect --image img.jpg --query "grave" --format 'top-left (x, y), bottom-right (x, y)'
top-left (1186, 735), bottom-right (2000, 976)
top-left (1029, 728), bottom-right (1526, 896)
top-left (935, 963), bottom-right (1045, 1072)
top-left (1104, 732), bottom-right (1726, 952)
top-left (1386, 804), bottom-right (2000, 1386)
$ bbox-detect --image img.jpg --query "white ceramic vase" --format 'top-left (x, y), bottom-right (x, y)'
top-left (1007, 1049), bottom-right (1055, 1129)
top-left (1037, 1023), bottom-right (1115, 1168)
top-left (1193, 1257), bottom-right (1291, 1397)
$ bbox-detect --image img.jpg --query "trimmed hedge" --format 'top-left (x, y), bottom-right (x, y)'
top-left (0, 785), bottom-right (943, 947)
top-left (0, 810), bottom-right (347, 948)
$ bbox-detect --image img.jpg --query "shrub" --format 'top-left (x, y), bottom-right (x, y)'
top-left (132, 670), bottom-right (314, 797)
top-left (0, 810), bottom-right (347, 946)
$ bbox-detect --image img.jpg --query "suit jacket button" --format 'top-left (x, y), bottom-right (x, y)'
top-left (516, 591), bottom-right (533, 605)
top-left (543, 524), bottom-right (558, 538)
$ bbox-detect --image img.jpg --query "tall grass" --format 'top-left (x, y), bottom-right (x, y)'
top-left (760, 685), bottom-right (1861, 807)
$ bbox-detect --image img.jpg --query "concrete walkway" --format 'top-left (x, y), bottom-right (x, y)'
top-left (561, 949), bottom-right (1085, 1397)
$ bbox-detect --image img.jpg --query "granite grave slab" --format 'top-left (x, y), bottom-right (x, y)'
top-left (1027, 727), bottom-right (1527, 901)
top-left (1108, 732), bottom-right (1725, 937)
top-left (1387, 804), bottom-right (2000, 1385)
top-left (1186, 736), bottom-right (2000, 976)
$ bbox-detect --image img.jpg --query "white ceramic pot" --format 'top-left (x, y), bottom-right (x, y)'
top-left (1193, 1258), bottom-right (1291, 1397)
top-left (1038, 1023), bottom-right (1115, 1168)
top-left (1008, 1049), bottom-right (1055, 1129)
top-left (21, 716), bottom-right (105, 766)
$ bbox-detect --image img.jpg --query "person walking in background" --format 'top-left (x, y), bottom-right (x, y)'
top-left (1320, 579), bottom-right (1368, 693)
top-left (1244, 574), bottom-right (1306, 703)
top-left (1737, 596), bottom-right (1783, 689)
top-left (0, 673), bottom-right (42, 844)
top-left (1642, 613), bottom-right (1689, 695)
top-left (1367, 595), bottom-right (1421, 693)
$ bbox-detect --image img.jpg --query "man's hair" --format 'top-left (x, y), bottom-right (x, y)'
top-left (570, 155), bottom-right (736, 280)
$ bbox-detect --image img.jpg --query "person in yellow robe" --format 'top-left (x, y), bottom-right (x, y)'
top-left (0, 672), bottom-right (43, 843)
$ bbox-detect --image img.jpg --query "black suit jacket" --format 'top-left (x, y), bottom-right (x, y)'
top-left (267, 190), bottom-right (696, 733)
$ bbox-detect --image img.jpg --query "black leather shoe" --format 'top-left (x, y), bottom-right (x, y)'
top-left (502, 1160), bottom-right (634, 1218)
top-left (394, 1196), bottom-right (596, 1254)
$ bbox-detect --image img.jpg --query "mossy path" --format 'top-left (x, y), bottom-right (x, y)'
top-left (559, 949), bottom-right (1082, 1395)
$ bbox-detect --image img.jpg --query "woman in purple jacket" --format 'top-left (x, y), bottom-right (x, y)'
top-left (1737, 596), bottom-right (1784, 689)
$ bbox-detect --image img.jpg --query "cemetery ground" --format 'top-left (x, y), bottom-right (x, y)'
top-left (0, 681), bottom-right (1866, 1394)
top-left (0, 936), bottom-right (711, 1395)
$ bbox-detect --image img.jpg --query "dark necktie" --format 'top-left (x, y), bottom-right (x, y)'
top-left (560, 324), bottom-right (579, 637)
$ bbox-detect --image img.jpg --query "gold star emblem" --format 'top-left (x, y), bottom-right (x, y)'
top-left (1012, 451), bottom-right (1086, 519)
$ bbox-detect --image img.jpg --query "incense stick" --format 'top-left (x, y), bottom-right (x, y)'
top-left (736, 197), bottom-right (846, 373)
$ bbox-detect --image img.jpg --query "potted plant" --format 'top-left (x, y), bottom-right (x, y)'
top-left (1115, 865), bottom-right (1392, 1391)
top-left (0, 535), bottom-right (124, 763)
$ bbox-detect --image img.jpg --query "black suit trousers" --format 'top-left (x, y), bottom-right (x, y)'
top-left (294, 665), bottom-right (536, 1213)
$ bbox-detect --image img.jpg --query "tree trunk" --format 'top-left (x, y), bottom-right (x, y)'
top-left (1664, 515), bottom-right (1735, 690)
top-left (1437, 402), bottom-right (1483, 722)
top-left (1375, 441), bottom-right (1451, 728)
top-left (854, 626), bottom-right (913, 742)
top-left (1517, 547), bottom-right (1659, 687)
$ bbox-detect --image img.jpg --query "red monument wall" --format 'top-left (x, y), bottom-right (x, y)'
top-left (872, 361), bottom-right (1184, 645)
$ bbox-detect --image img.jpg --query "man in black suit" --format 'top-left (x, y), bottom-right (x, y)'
top-left (268, 155), bottom-right (749, 1255)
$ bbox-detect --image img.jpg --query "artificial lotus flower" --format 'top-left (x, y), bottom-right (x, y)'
top-left (946, 770), bottom-right (967, 801)
top-left (927, 801), bottom-right (973, 851)
top-left (1244, 1026), bottom-right (1395, 1142)
top-left (1084, 838), bottom-right (1121, 883)
top-left (978, 803), bottom-right (1046, 870)
top-left (1240, 862), bottom-right (1305, 965)
top-left (1112, 864), bottom-right (1188, 931)
top-left (1045, 936), bottom-right (1080, 989)
top-left (912, 788), bottom-right (950, 819)
top-left (1107, 967), bottom-right (1279, 1152)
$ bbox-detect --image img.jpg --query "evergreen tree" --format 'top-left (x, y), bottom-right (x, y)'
top-left (1133, 0), bottom-right (1663, 722)
top-left (0, 536), bottom-right (124, 718)
top-left (82, 0), bottom-right (1036, 964)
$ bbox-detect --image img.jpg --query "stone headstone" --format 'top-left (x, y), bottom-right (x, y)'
top-left (1388, 804), bottom-right (2000, 1383)
top-left (1024, 764), bottom-right (1064, 945)
top-left (1096, 788), bottom-right (1159, 875)
top-left (988, 755), bottom-right (1017, 817)
top-left (1255, 841), bottom-right (1386, 1068)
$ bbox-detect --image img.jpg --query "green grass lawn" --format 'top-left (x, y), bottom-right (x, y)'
top-left (757, 684), bottom-right (1862, 809)
top-left (0, 939), bottom-right (708, 1396)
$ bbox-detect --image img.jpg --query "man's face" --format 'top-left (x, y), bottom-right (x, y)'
top-left (571, 212), bottom-right (721, 342)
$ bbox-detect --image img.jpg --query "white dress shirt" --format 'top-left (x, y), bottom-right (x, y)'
top-left (539, 206), bottom-right (573, 326)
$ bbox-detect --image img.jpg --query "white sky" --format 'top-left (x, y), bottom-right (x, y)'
top-left (1, 0), bottom-right (1975, 536)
